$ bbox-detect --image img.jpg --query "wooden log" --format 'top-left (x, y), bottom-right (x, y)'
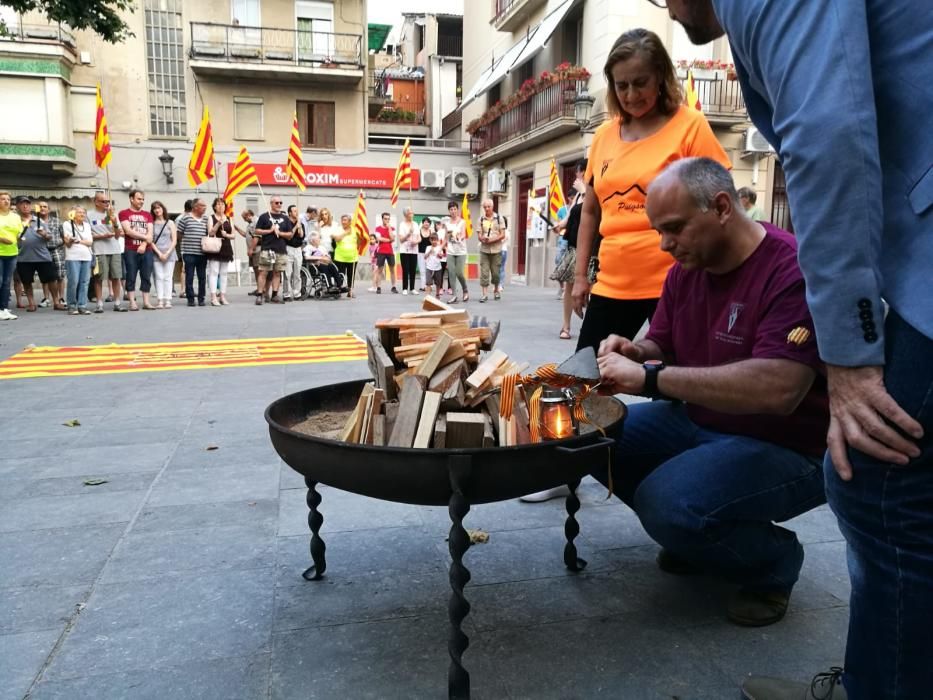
top-left (371, 415), bottom-right (385, 446)
top-left (366, 333), bottom-right (397, 401)
top-left (379, 327), bottom-right (401, 365)
top-left (384, 401), bottom-right (399, 439)
top-left (466, 349), bottom-right (508, 390)
top-left (440, 379), bottom-right (466, 411)
top-left (513, 386), bottom-right (532, 445)
top-left (482, 320), bottom-right (501, 351)
top-left (428, 359), bottom-right (467, 394)
top-left (445, 412), bottom-right (486, 448)
top-left (413, 391), bottom-right (442, 448)
top-left (387, 375), bottom-right (426, 448)
top-left (422, 294), bottom-right (454, 312)
top-left (399, 309), bottom-right (469, 323)
top-left (340, 383), bottom-right (374, 443)
top-left (482, 412), bottom-right (495, 448)
top-left (375, 317), bottom-right (444, 329)
top-left (363, 388), bottom-right (385, 445)
top-left (434, 414), bottom-right (447, 448)
top-left (484, 394), bottom-right (501, 439)
top-left (498, 416), bottom-right (510, 446)
top-left (399, 326), bottom-right (490, 344)
top-left (358, 392), bottom-right (375, 445)
top-left (414, 333), bottom-right (454, 381)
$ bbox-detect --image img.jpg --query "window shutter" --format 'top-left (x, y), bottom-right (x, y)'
top-left (296, 101), bottom-right (310, 143)
top-left (311, 102), bottom-right (335, 148)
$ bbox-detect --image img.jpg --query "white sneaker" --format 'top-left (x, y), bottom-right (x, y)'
top-left (368, 286), bottom-right (377, 293)
top-left (38, 298), bottom-right (50, 308)
top-left (402, 289), bottom-right (409, 295)
top-left (0, 309), bottom-right (16, 320)
top-left (519, 485), bottom-right (572, 503)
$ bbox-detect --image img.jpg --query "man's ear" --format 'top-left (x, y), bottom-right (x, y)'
top-left (714, 191), bottom-right (735, 222)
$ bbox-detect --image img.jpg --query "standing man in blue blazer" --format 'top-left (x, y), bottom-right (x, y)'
top-left (658, 1), bottom-right (932, 698)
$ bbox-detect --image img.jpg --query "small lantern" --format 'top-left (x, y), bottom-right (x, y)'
top-left (538, 385), bottom-right (578, 440)
top-left (574, 89), bottom-right (595, 131)
top-left (158, 148), bottom-right (175, 185)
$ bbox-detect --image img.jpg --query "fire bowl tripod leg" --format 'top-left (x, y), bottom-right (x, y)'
top-left (447, 455), bottom-right (472, 700)
top-left (302, 477), bottom-right (327, 581)
top-left (564, 478), bottom-right (587, 572)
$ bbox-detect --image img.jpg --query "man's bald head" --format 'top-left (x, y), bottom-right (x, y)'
top-left (664, 0), bottom-right (725, 45)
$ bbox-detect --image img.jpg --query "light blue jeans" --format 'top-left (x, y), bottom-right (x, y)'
top-left (65, 259), bottom-right (92, 309)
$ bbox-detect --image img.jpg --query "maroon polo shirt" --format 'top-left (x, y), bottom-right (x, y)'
top-left (646, 224), bottom-right (829, 457)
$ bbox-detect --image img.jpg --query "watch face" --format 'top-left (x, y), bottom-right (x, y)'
top-left (644, 360), bottom-right (664, 368)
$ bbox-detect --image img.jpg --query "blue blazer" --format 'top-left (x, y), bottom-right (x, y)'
top-left (714, 0), bottom-right (933, 365)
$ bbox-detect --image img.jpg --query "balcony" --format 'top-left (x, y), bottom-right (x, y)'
top-left (441, 109), bottom-right (462, 137)
top-left (469, 79), bottom-right (583, 164)
top-left (683, 74), bottom-right (747, 125)
top-left (189, 22), bottom-right (364, 84)
top-left (491, 0), bottom-right (548, 33)
top-left (436, 33), bottom-right (463, 59)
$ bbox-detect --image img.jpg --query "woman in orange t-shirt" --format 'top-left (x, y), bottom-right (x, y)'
top-left (572, 28), bottom-right (731, 351)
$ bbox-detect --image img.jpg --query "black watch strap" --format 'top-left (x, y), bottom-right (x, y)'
top-left (643, 360), bottom-right (665, 399)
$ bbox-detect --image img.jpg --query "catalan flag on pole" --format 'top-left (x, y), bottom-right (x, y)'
top-left (223, 146), bottom-right (258, 216)
top-left (389, 138), bottom-right (412, 207)
top-left (286, 112), bottom-right (306, 191)
top-left (461, 190), bottom-right (473, 239)
top-left (685, 69), bottom-right (702, 111)
top-left (94, 84), bottom-right (112, 169)
top-left (352, 190), bottom-right (370, 256)
top-left (548, 158), bottom-right (565, 221)
top-left (187, 105), bottom-right (215, 187)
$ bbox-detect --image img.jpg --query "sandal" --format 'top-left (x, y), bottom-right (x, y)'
top-left (494, 291), bottom-right (501, 300)
top-left (559, 329), bottom-right (572, 340)
top-left (129, 304), bottom-right (139, 311)
top-left (462, 293), bottom-right (470, 302)
top-left (479, 296), bottom-right (488, 303)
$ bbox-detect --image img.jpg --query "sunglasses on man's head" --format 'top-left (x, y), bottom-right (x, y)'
top-left (645, 0), bottom-right (667, 7)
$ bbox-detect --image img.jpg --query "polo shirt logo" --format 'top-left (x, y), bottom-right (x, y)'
top-left (787, 327), bottom-right (811, 345)
top-left (728, 302), bottom-right (745, 332)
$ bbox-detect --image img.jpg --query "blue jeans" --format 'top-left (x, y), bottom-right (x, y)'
top-left (183, 253), bottom-right (206, 303)
top-left (0, 254), bottom-right (15, 311)
top-left (826, 311), bottom-right (933, 700)
top-left (123, 249), bottom-right (153, 293)
top-left (499, 249), bottom-right (508, 285)
top-left (65, 259), bottom-right (91, 309)
top-left (592, 400), bottom-right (825, 590)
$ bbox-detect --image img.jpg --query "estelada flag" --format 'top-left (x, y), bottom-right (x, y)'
top-left (685, 69), bottom-right (702, 111)
top-left (548, 158), bottom-right (565, 221)
top-left (461, 190), bottom-right (473, 239)
top-left (187, 105), bottom-right (215, 187)
top-left (285, 112), bottom-right (306, 191)
top-left (389, 138), bottom-right (411, 207)
top-left (94, 84), bottom-right (112, 169)
top-left (352, 190), bottom-right (370, 256)
top-left (223, 147), bottom-right (258, 216)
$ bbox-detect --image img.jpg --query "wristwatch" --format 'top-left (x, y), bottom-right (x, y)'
top-left (642, 360), bottom-right (666, 399)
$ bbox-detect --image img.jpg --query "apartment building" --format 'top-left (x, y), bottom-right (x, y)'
top-left (460, 0), bottom-right (780, 288)
top-left (0, 0), bottom-right (472, 233)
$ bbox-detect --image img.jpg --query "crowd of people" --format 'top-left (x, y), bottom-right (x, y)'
top-left (0, 192), bottom-right (512, 319)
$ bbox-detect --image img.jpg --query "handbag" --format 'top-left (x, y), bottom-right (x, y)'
top-left (201, 235), bottom-right (222, 254)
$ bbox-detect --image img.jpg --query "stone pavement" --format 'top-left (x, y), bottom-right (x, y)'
top-left (0, 285), bottom-right (849, 700)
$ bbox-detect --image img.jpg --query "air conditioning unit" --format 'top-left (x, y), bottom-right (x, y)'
top-left (421, 169), bottom-right (446, 190)
top-left (448, 168), bottom-right (479, 196)
top-left (744, 127), bottom-right (774, 154)
top-left (486, 168), bottom-right (508, 195)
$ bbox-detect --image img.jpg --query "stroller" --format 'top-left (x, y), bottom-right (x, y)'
top-left (299, 259), bottom-right (346, 300)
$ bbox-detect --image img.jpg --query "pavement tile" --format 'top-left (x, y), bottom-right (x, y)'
top-left (277, 486), bottom-right (422, 537)
top-left (1, 471), bottom-right (158, 501)
top-left (100, 524), bottom-right (276, 583)
top-left (132, 498), bottom-right (278, 534)
top-left (0, 585), bottom-right (88, 635)
top-left (575, 500), bottom-right (659, 551)
top-left (46, 569), bottom-right (275, 680)
top-left (0, 629), bottom-right (60, 700)
top-left (166, 440), bottom-right (281, 470)
top-left (0, 525), bottom-right (125, 588)
top-left (798, 540), bottom-right (851, 601)
top-left (146, 462), bottom-right (279, 507)
top-left (418, 497), bottom-right (587, 536)
top-left (30, 653), bottom-right (271, 700)
top-left (0, 490), bottom-right (146, 534)
top-left (36, 442), bottom-right (176, 479)
top-left (279, 463), bottom-right (307, 490)
top-left (784, 504), bottom-right (845, 545)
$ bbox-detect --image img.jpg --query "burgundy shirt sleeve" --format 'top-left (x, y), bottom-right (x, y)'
top-left (645, 267), bottom-right (677, 361)
top-left (752, 275), bottom-right (823, 373)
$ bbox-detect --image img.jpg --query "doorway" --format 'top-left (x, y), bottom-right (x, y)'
top-left (515, 173), bottom-right (533, 277)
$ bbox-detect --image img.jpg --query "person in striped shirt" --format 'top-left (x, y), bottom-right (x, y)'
top-left (175, 197), bottom-right (209, 307)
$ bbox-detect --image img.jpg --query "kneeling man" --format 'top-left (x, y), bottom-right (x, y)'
top-left (596, 158), bottom-right (829, 627)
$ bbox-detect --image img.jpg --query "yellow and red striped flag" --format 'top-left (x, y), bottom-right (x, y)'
top-left (461, 190), bottom-right (473, 239)
top-left (389, 138), bottom-right (412, 207)
top-left (285, 112), bottom-right (306, 191)
top-left (352, 190), bottom-right (370, 256)
top-left (222, 146), bottom-right (258, 216)
top-left (685, 69), bottom-right (702, 111)
top-left (187, 105), bottom-right (215, 187)
top-left (548, 158), bottom-right (565, 221)
top-left (94, 84), bottom-right (112, 169)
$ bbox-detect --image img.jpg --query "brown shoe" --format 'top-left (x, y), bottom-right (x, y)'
top-left (727, 587), bottom-right (791, 627)
top-left (655, 548), bottom-right (702, 576)
top-left (255, 295), bottom-right (263, 305)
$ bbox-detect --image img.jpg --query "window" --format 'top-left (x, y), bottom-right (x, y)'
top-left (70, 86), bottom-right (97, 133)
top-left (296, 1), bottom-right (335, 61)
top-left (296, 101), bottom-right (335, 149)
top-left (145, 0), bottom-right (186, 138)
top-left (231, 0), bottom-right (259, 25)
top-left (234, 97), bottom-right (264, 140)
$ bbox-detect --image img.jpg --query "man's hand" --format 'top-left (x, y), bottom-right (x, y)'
top-left (598, 334), bottom-right (643, 361)
top-left (826, 364), bottom-right (924, 481)
top-left (596, 352), bottom-right (644, 395)
top-left (571, 277), bottom-right (591, 318)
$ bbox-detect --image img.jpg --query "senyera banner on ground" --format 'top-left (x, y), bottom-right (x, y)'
top-left (229, 163), bottom-right (421, 190)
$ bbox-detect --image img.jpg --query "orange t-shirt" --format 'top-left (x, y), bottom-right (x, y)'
top-left (584, 105), bottom-right (731, 300)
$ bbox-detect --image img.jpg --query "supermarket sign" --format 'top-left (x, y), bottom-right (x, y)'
top-left (230, 163), bottom-right (421, 190)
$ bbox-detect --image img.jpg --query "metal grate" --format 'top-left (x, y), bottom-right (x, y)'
top-left (145, 0), bottom-right (187, 138)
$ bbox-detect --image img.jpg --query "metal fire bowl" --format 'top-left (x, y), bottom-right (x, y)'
top-left (266, 379), bottom-right (626, 507)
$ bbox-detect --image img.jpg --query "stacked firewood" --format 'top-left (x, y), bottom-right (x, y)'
top-left (339, 295), bottom-right (532, 448)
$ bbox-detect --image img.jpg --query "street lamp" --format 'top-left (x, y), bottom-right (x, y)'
top-left (573, 88), bottom-right (595, 131)
top-left (158, 149), bottom-right (175, 185)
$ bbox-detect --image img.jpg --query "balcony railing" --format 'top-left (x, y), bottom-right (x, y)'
top-left (441, 109), bottom-right (462, 135)
top-left (372, 99), bottom-right (427, 125)
top-left (491, 0), bottom-right (547, 30)
top-left (189, 22), bottom-right (362, 68)
top-left (683, 75), bottom-right (746, 119)
top-left (0, 23), bottom-right (76, 49)
top-left (492, 0), bottom-right (520, 22)
top-left (436, 34), bottom-right (463, 58)
top-left (470, 79), bottom-right (582, 156)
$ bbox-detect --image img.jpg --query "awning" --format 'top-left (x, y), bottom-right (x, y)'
top-left (460, 0), bottom-right (576, 108)
top-left (368, 23), bottom-right (392, 52)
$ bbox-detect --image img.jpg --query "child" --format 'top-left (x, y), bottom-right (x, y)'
top-left (423, 232), bottom-right (444, 297)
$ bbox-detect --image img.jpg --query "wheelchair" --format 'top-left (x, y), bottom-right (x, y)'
top-left (299, 260), bottom-right (346, 300)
